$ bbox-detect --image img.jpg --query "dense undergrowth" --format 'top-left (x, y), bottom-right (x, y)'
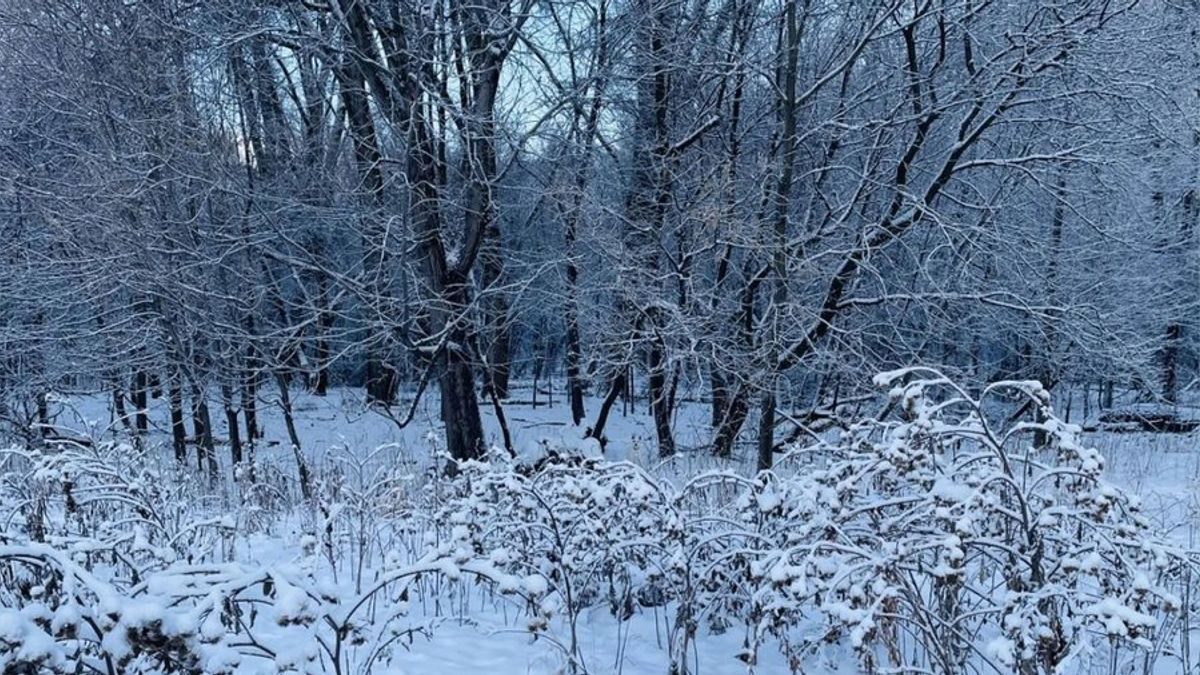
top-left (0, 369), bottom-right (1196, 674)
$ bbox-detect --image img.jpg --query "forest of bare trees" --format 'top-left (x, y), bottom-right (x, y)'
top-left (9, 2), bottom-right (1200, 674)
top-left (0, 0), bottom-right (1197, 468)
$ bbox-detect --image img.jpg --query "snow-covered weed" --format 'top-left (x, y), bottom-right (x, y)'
top-left (434, 369), bottom-right (1198, 674)
top-left (0, 370), bottom-right (1196, 674)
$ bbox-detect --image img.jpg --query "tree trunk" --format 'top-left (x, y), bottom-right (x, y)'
top-left (564, 255), bottom-right (587, 425)
top-left (754, 0), bottom-right (802, 470)
top-left (1164, 322), bottom-right (1182, 403)
top-left (35, 391), bottom-right (49, 439)
top-left (480, 220), bottom-right (511, 400)
top-left (713, 387), bottom-right (749, 459)
top-left (617, 0), bottom-right (676, 456)
top-left (710, 370), bottom-right (727, 428)
top-left (441, 338), bottom-right (485, 467)
top-left (756, 391), bottom-right (775, 472)
top-left (648, 339), bottom-right (675, 457)
top-left (275, 371), bottom-right (312, 499)
top-left (132, 369), bottom-right (149, 435)
top-left (169, 378), bottom-right (187, 463)
top-left (191, 386), bottom-right (217, 479)
top-left (336, 51), bottom-right (397, 407)
top-left (560, 0), bottom-right (609, 428)
top-left (708, 1), bottom-right (751, 431)
top-left (712, 265), bottom-right (761, 458)
top-left (315, 269), bottom-right (332, 397)
top-left (486, 378), bottom-right (516, 458)
top-left (242, 366), bottom-right (260, 440)
top-left (588, 369), bottom-right (627, 451)
top-left (112, 385), bottom-right (133, 435)
top-left (470, 46), bottom-right (511, 401)
top-left (221, 383), bottom-right (243, 473)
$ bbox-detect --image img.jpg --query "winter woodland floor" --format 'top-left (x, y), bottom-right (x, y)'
top-left (4, 377), bottom-right (1200, 674)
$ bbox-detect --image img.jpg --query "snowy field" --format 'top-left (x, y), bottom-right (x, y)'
top-left (3, 374), bottom-right (1200, 674)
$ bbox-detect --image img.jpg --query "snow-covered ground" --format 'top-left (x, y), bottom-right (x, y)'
top-left (52, 382), bottom-right (697, 467)
top-left (50, 382), bottom-right (1200, 538)
top-left (5, 379), bottom-right (1200, 674)
top-left (12, 383), bottom-right (793, 674)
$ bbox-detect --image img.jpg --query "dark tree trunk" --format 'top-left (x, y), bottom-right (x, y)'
top-left (191, 386), bottom-right (218, 479)
top-left (708, 3), bottom-right (751, 431)
top-left (336, 50), bottom-right (397, 407)
top-left (241, 370), bottom-right (257, 482)
top-left (338, 0), bottom-right (502, 461)
top-left (35, 390), bottom-right (49, 439)
top-left (713, 387), bottom-right (749, 459)
top-left (710, 370), bottom-right (727, 428)
top-left (712, 263), bottom-right (761, 458)
top-left (560, 2), bottom-right (608, 428)
top-left (565, 307), bottom-right (586, 425)
top-left (131, 370), bottom-right (149, 435)
top-left (486, 377), bottom-right (516, 458)
top-left (532, 342), bottom-right (543, 409)
top-left (756, 391), bottom-right (775, 471)
top-left (614, 0), bottom-right (679, 456)
top-left (169, 379), bottom-right (187, 463)
top-left (1164, 322), bottom-right (1182, 403)
top-left (275, 371), bottom-right (312, 499)
top-left (755, 0), bottom-right (802, 470)
top-left (113, 385), bottom-right (133, 435)
top-left (315, 269), bottom-right (332, 396)
top-left (481, 216), bottom-right (511, 400)
top-left (470, 51), bottom-right (511, 401)
top-left (221, 383), bottom-right (243, 473)
top-left (242, 367), bottom-right (260, 441)
top-left (588, 369), bottom-right (627, 450)
top-left (648, 339), bottom-right (675, 457)
top-left (365, 359), bottom-right (398, 406)
top-left (441, 339), bottom-right (485, 467)
top-left (625, 364), bottom-right (634, 414)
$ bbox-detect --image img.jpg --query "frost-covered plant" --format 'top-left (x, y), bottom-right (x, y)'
top-left (712, 368), bottom-right (1191, 674)
top-left (0, 541), bottom-right (243, 674)
top-left (0, 531), bottom-right (547, 675)
top-left (127, 533), bottom-right (546, 675)
top-left (440, 449), bottom-right (685, 673)
top-left (0, 442), bottom-right (233, 574)
top-left (425, 371), bottom-right (1193, 674)
top-left (305, 443), bottom-right (431, 592)
top-left (0, 443), bottom-right (241, 673)
top-left (0, 444), bottom-right (548, 675)
top-left (0, 370), bottom-right (1193, 675)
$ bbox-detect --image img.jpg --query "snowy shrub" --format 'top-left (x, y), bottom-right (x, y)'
top-left (0, 532), bottom-right (551, 674)
top-left (0, 541), bottom-right (241, 674)
top-left (0, 442), bottom-right (233, 571)
top-left (439, 450), bottom-right (685, 672)
top-left (707, 368), bottom-right (1192, 673)
top-left (0, 442), bottom-right (549, 674)
top-left (430, 370), bottom-right (1195, 674)
top-left (304, 443), bottom-right (432, 589)
top-left (0, 370), bottom-right (1193, 674)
